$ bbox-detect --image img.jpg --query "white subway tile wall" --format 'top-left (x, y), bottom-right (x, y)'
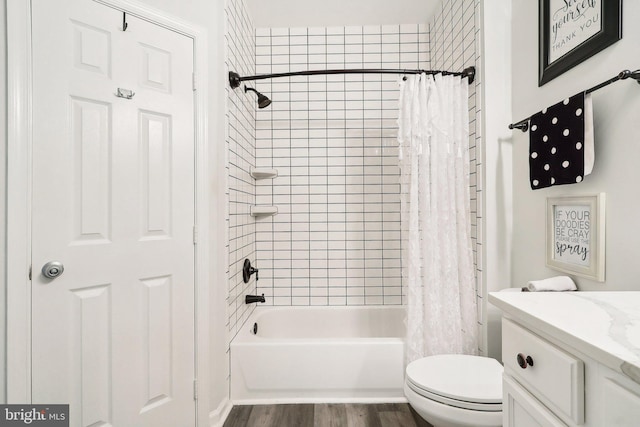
top-left (225, 0), bottom-right (257, 339)
top-left (225, 0), bottom-right (484, 350)
top-left (253, 24), bottom-right (430, 306)
top-left (430, 0), bottom-right (484, 353)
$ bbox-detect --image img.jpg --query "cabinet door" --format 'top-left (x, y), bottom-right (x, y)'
top-left (602, 375), bottom-right (640, 427)
top-left (504, 376), bottom-right (568, 427)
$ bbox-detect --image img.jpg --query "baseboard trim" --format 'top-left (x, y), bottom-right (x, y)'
top-left (209, 398), bottom-right (233, 427)
top-left (231, 396), bottom-right (408, 406)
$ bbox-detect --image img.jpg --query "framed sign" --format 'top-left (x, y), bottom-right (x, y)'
top-left (539, 0), bottom-right (622, 86)
top-left (546, 194), bottom-right (605, 281)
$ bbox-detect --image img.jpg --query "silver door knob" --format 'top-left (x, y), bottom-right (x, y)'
top-left (42, 261), bottom-right (64, 279)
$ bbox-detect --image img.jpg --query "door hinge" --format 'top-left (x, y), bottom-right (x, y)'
top-left (193, 379), bottom-right (198, 400)
top-left (28, 265), bottom-right (32, 280)
top-left (192, 72), bottom-right (197, 91)
top-left (193, 226), bottom-right (198, 245)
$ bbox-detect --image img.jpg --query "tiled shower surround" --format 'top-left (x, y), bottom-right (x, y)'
top-left (225, 0), bottom-right (257, 338)
top-left (253, 25), bottom-right (430, 306)
top-left (226, 0), bottom-right (484, 350)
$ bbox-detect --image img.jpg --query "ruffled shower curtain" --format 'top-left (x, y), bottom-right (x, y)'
top-left (398, 74), bottom-right (478, 364)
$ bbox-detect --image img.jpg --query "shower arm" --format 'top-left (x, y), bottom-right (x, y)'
top-left (228, 66), bottom-right (476, 89)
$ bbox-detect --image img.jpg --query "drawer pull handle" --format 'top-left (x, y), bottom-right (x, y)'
top-left (517, 353), bottom-right (534, 369)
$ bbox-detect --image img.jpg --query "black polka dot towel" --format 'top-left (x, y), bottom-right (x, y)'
top-left (529, 92), bottom-right (594, 190)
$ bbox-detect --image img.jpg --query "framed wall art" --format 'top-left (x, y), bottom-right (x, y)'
top-left (539, 0), bottom-right (622, 86)
top-left (546, 194), bottom-right (605, 281)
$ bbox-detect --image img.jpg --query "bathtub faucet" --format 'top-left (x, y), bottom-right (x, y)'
top-left (245, 293), bottom-right (265, 304)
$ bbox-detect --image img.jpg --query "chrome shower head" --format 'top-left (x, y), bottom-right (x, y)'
top-left (244, 86), bottom-right (272, 109)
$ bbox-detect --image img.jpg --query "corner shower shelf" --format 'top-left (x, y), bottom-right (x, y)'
top-left (250, 205), bottom-right (278, 217)
top-left (250, 168), bottom-right (278, 180)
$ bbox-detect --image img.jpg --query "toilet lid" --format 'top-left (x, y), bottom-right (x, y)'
top-left (406, 355), bottom-right (503, 405)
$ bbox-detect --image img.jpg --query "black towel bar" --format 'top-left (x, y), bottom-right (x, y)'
top-left (509, 69), bottom-right (640, 132)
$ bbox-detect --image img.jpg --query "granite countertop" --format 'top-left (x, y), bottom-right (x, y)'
top-left (489, 291), bottom-right (640, 384)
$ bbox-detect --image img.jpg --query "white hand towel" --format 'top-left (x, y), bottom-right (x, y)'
top-left (527, 276), bottom-right (577, 292)
top-left (584, 94), bottom-right (594, 176)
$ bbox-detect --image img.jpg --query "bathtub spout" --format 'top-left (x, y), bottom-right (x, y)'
top-left (245, 293), bottom-right (265, 304)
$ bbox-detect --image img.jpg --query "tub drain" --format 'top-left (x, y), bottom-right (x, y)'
top-left (252, 322), bottom-right (258, 335)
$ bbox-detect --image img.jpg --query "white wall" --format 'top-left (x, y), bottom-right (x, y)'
top-left (481, 0), bottom-right (512, 362)
top-left (0, 0), bottom-right (7, 404)
top-left (511, 0), bottom-right (640, 291)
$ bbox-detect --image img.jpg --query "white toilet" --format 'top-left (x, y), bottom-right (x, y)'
top-left (404, 354), bottom-right (503, 427)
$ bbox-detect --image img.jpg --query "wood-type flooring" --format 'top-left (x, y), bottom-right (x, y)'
top-left (223, 403), bottom-right (433, 427)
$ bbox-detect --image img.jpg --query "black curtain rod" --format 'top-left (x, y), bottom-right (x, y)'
top-left (509, 69), bottom-right (640, 132)
top-left (228, 66), bottom-right (475, 88)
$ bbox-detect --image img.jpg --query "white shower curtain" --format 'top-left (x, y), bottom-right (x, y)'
top-left (398, 74), bottom-right (478, 364)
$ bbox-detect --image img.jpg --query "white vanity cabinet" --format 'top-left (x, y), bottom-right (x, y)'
top-left (489, 292), bottom-right (640, 427)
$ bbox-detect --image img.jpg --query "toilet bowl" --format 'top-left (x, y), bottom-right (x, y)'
top-left (404, 354), bottom-right (503, 427)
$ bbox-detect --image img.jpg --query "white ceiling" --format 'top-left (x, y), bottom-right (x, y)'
top-left (245, 0), bottom-right (442, 28)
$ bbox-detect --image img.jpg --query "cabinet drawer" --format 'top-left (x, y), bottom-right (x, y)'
top-left (502, 318), bottom-right (584, 424)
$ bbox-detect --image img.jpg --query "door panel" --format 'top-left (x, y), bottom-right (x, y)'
top-left (139, 110), bottom-right (172, 239)
top-left (140, 274), bottom-right (173, 412)
top-left (71, 283), bottom-right (112, 427)
top-left (139, 43), bottom-right (172, 93)
top-left (70, 96), bottom-right (112, 244)
top-left (71, 19), bottom-right (112, 77)
top-left (31, 1), bottom-right (195, 426)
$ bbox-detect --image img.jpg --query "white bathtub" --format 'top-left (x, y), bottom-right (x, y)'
top-left (230, 305), bottom-right (406, 404)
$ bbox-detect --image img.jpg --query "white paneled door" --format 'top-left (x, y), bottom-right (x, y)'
top-left (31, 1), bottom-right (196, 426)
